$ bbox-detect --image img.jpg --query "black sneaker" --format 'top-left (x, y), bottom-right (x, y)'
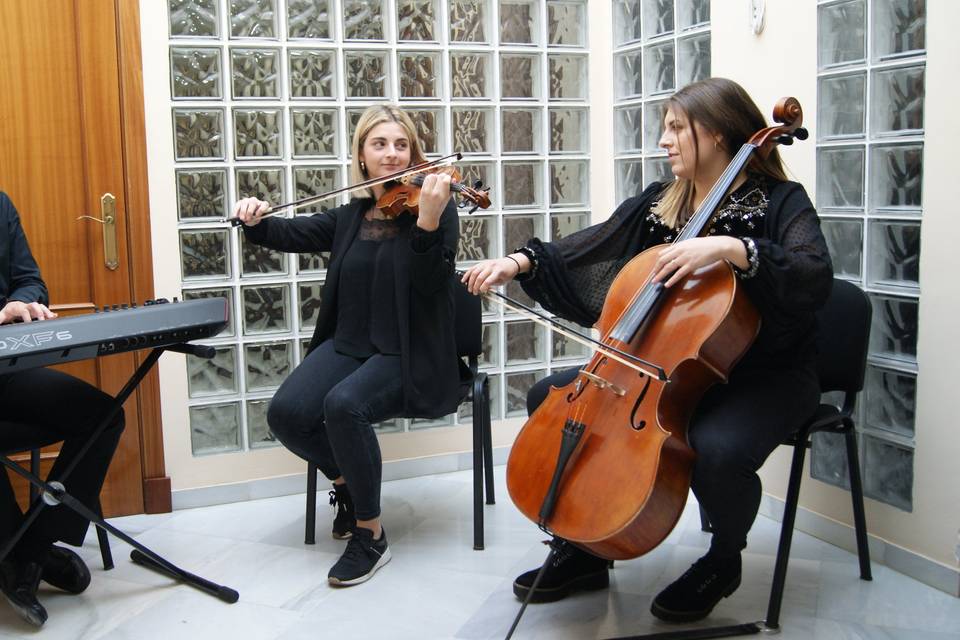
top-left (0, 559), bottom-right (47, 627)
top-left (327, 526), bottom-right (391, 586)
top-left (512, 538), bottom-right (610, 603)
top-left (650, 552), bottom-right (742, 623)
top-left (329, 483), bottom-right (356, 540)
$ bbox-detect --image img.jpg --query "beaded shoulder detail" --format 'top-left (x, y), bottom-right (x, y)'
top-left (646, 178), bottom-right (769, 243)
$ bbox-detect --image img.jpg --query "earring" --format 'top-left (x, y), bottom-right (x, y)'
top-left (360, 161), bottom-right (366, 172)
top-left (714, 140), bottom-right (720, 151)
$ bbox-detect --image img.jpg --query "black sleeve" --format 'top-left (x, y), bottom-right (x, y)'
top-left (409, 199), bottom-right (459, 296)
top-left (0, 192), bottom-right (48, 306)
top-left (241, 204), bottom-right (341, 254)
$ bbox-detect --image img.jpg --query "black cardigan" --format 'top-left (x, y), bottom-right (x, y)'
top-left (0, 192), bottom-right (48, 308)
top-left (243, 198), bottom-right (462, 418)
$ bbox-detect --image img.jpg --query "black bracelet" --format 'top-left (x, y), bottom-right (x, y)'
top-left (505, 255), bottom-right (522, 276)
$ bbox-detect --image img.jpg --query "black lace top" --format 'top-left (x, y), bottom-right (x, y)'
top-left (519, 176), bottom-right (833, 366)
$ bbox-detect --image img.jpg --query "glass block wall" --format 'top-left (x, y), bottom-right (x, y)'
top-left (812, 0), bottom-right (925, 511)
top-left (167, 0), bottom-right (591, 455)
top-left (612, 0), bottom-right (710, 203)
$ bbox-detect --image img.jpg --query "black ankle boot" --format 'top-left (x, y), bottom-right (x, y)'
top-left (513, 538), bottom-right (610, 603)
top-left (0, 559), bottom-right (47, 627)
top-left (329, 483), bottom-right (356, 540)
top-left (650, 552), bottom-right (742, 623)
top-left (42, 545), bottom-right (91, 594)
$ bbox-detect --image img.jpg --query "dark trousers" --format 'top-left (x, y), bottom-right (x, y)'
top-left (527, 360), bottom-right (819, 557)
top-left (267, 339), bottom-right (404, 521)
top-left (1, 368), bottom-right (125, 562)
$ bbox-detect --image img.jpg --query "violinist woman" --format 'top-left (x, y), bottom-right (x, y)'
top-left (233, 105), bottom-right (460, 586)
top-left (462, 77), bottom-right (833, 622)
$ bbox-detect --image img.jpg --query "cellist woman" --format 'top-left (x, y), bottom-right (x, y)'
top-left (461, 77), bottom-right (833, 623)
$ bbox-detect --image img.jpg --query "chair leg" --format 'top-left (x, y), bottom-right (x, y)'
top-left (843, 428), bottom-right (872, 581)
top-left (29, 449), bottom-right (41, 504)
top-left (698, 504), bottom-right (712, 532)
top-left (472, 381), bottom-right (485, 550)
top-left (305, 462), bottom-right (317, 545)
top-left (95, 500), bottom-right (114, 571)
top-left (481, 377), bottom-right (495, 505)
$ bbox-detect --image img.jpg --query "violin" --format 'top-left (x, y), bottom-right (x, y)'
top-left (377, 165), bottom-right (491, 217)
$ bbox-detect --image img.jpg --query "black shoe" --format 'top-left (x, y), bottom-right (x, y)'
top-left (327, 526), bottom-right (391, 586)
top-left (650, 552), bottom-right (742, 623)
top-left (329, 483), bottom-right (356, 540)
top-left (41, 545), bottom-right (91, 594)
top-left (0, 559), bottom-right (47, 627)
top-left (512, 538), bottom-right (610, 604)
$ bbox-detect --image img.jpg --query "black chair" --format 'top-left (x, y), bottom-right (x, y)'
top-left (305, 280), bottom-right (496, 550)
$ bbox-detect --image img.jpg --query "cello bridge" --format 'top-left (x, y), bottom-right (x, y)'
top-left (579, 371), bottom-right (626, 396)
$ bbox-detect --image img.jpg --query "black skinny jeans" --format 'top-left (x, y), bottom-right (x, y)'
top-left (527, 360), bottom-right (819, 558)
top-left (267, 339), bottom-right (404, 521)
top-left (1, 368), bottom-right (125, 562)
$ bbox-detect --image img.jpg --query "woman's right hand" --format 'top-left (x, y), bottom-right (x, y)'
top-left (461, 255), bottom-right (527, 295)
top-left (232, 197), bottom-right (271, 227)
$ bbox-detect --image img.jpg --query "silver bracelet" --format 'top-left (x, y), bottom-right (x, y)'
top-left (737, 237), bottom-right (760, 279)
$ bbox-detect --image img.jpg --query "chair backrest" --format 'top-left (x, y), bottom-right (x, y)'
top-left (452, 278), bottom-right (483, 359)
top-left (815, 278), bottom-right (872, 394)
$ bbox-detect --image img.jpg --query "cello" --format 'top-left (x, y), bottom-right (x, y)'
top-left (505, 97), bottom-right (809, 561)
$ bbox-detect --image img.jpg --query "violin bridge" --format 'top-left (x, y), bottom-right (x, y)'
top-left (579, 371), bottom-right (626, 396)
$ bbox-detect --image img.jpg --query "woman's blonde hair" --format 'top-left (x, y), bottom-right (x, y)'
top-left (652, 77), bottom-right (789, 229)
top-left (350, 105), bottom-right (427, 198)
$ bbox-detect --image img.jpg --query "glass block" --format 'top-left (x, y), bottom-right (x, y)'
top-left (241, 233), bottom-right (287, 276)
top-left (870, 144), bottom-right (923, 213)
top-left (176, 169), bottom-right (226, 219)
top-left (399, 51), bottom-right (441, 99)
top-left (552, 318), bottom-right (590, 361)
top-left (298, 248), bottom-right (332, 273)
top-left (233, 108), bottom-right (283, 158)
top-left (502, 162), bottom-right (542, 208)
top-left (615, 105), bottom-right (641, 153)
top-left (450, 52), bottom-right (492, 99)
top-left (863, 434), bottom-right (913, 511)
top-left (458, 373), bottom-right (502, 422)
top-left (231, 48), bottom-right (279, 98)
top-left (644, 100), bottom-right (667, 152)
top-left (183, 287), bottom-right (236, 337)
top-left (864, 365), bottom-right (916, 438)
top-left (614, 51), bottom-right (642, 101)
top-left (235, 167), bottom-right (285, 206)
top-left (480, 322), bottom-right (500, 367)
top-left (547, 1), bottom-right (586, 47)
top-left (345, 108), bottom-right (366, 149)
top-left (506, 278), bottom-right (535, 309)
top-left (503, 214), bottom-right (542, 259)
top-left (343, 0), bottom-right (385, 40)
top-left (187, 345), bottom-right (238, 398)
top-left (173, 109), bottom-right (224, 160)
top-left (500, 0), bottom-right (538, 45)
top-left (245, 341), bottom-right (293, 391)
top-left (293, 166), bottom-right (340, 214)
top-left (550, 160), bottom-right (588, 207)
top-left (299, 338), bottom-right (313, 361)
top-left (452, 108), bottom-right (494, 154)
top-left (867, 220), bottom-right (920, 289)
top-left (868, 293), bottom-right (918, 364)
top-left (287, 0), bottom-right (332, 39)
top-left (450, 0), bottom-right (488, 43)
top-left (289, 49), bottom-right (336, 98)
top-left (374, 418), bottom-right (405, 433)
top-left (190, 402), bottom-right (241, 455)
top-left (677, 0), bottom-right (710, 30)
top-left (873, 0), bottom-right (925, 60)
top-left (677, 33), bottom-right (710, 87)
top-left (229, 0), bottom-right (277, 38)
top-left (410, 414), bottom-right (455, 430)
top-left (243, 284), bottom-right (291, 334)
top-left (457, 215), bottom-right (497, 262)
top-left (810, 431), bottom-right (852, 490)
top-left (181, 229), bottom-right (230, 280)
top-left (551, 211), bottom-right (588, 241)
top-left (816, 146), bottom-right (864, 210)
top-left (616, 159), bottom-right (644, 203)
top-left (548, 55), bottom-right (587, 101)
top-left (169, 0), bottom-right (219, 37)
top-left (290, 108), bottom-right (338, 157)
top-left (549, 108), bottom-right (588, 154)
top-left (247, 399), bottom-right (279, 448)
top-left (821, 218), bottom-right (863, 279)
top-left (644, 41), bottom-right (675, 95)
top-left (344, 51), bottom-right (389, 98)
top-left (505, 370), bottom-right (545, 417)
top-left (500, 54), bottom-right (540, 99)
top-left (298, 280), bottom-right (324, 331)
top-left (407, 109), bottom-right (443, 154)
top-left (643, 0), bottom-right (674, 39)
top-left (818, 73), bottom-right (866, 139)
top-left (456, 161), bottom-right (496, 207)
top-left (613, 0), bottom-right (642, 46)
top-left (871, 65), bottom-right (925, 136)
top-left (645, 156), bottom-right (673, 185)
top-left (506, 320), bottom-right (545, 365)
top-left (171, 47), bottom-right (221, 98)
top-left (501, 108), bottom-right (541, 154)
top-left (818, 0), bottom-right (866, 68)
top-left (398, 0), bottom-right (438, 41)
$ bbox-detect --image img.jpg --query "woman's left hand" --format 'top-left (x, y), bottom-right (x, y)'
top-left (651, 236), bottom-right (747, 287)
top-left (415, 172), bottom-right (452, 232)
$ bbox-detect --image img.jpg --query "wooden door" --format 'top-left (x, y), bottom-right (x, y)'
top-left (0, 0), bottom-right (164, 516)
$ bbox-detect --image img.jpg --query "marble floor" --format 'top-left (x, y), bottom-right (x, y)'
top-left (1, 467), bottom-right (958, 639)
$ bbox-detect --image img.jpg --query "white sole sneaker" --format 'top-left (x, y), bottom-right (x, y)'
top-left (328, 547), bottom-right (392, 586)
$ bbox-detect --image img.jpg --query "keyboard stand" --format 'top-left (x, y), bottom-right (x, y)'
top-left (0, 343), bottom-right (239, 604)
